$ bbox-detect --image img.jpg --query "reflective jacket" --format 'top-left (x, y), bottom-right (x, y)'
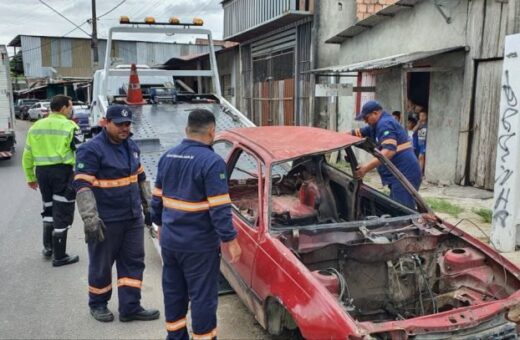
top-left (73, 129), bottom-right (145, 222)
top-left (22, 113), bottom-right (79, 182)
top-left (352, 111), bottom-right (421, 185)
top-left (151, 139), bottom-right (237, 253)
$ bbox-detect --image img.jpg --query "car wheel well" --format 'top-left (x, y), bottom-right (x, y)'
top-left (265, 297), bottom-right (299, 337)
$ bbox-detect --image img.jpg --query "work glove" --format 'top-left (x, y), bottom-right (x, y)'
top-left (139, 180), bottom-right (152, 227)
top-left (76, 189), bottom-right (106, 243)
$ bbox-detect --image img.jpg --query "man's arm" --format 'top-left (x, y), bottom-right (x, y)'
top-left (150, 156), bottom-right (164, 228)
top-left (355, 123), bottom-right (398, 179)
top-left (22, 132), bottom-right (37, 189)
top-left (204, 158), bottom-right (241, 263)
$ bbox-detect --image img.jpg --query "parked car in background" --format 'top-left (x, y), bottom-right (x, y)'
top-left (215, 126), bottom-right (520, 339)
top-left (14, 99), bottom-right (38, 120)
top-left (71, 101), bottom-right (91, 137)
top-left (27, 101), bottom-right (50, 120)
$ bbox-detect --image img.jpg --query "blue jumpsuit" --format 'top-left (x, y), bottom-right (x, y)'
top-left (73, 129), bottom-right (147, 317)
top-left (151, 139), bottom-right (237, 340)
top-left (353, 111), bottom-right (422, 208)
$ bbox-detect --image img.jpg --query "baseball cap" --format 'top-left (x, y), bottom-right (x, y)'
top-left (106, 104), bottom-right (133, 123)
top-left (355, 100), bottom-right (382, 121)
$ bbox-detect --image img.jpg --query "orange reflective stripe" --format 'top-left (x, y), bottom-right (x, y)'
top-left (162, 197), bottom-right (210, 212)
top-left (193, 328), bottom-right (217, 339)
top-left (166, 317), bottom-right (187, 332)
top-left (75, 174), bottom-right (97, 184)
top-left (153, 187), bottom-right (163, 197)
top-left (117, 277), bottom-right (142, 289)
top-left (137, 165), bottom-right (145, 174)
top-left (381, 139), bottom-right (397, 146)
top-left (88, 284), bottom-right (112, 295)
top-left (396, 141), bottom-right (412, 152)
top-left (208, 194), bottom-right (231, 207)
top-left (95, 175), bottom-right (138, 188)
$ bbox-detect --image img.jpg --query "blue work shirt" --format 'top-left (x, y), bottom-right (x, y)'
top-left (353, 111), bottom-right (421, 185)
top-left (151, 139), bottom-right (237, 253)
top-left (73, 129), bottom-right (145, 222)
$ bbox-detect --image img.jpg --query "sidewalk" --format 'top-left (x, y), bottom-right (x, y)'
top-left (363, 173), bottom-right (520, 266)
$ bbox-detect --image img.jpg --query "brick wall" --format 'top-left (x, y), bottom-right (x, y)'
top-left (356, 0), bottom-right (398, 21)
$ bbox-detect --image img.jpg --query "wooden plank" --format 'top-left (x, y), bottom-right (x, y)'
top-left (455, 0), bottom-right (485, 184)
top-left (262, 81), bottom-right (270, 126)
top-left (481, 0), bottom-right (507, 59)
top-left (284, 78), bottom-right (295, 125)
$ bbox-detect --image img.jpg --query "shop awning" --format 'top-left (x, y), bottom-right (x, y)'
top-left (309, 46), bottom-right (466, 75)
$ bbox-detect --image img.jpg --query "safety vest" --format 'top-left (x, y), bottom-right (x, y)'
top-left (22, 113), bottom-right (78, 182)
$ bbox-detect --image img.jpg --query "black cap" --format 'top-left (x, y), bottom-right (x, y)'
top-left (106, 105), bottom-right (133, 123)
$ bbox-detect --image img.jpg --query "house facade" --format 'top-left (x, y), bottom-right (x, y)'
top-left (222, 0), bottom-right (353, 126)
top-left (317, 0), bottom-right (520, 189)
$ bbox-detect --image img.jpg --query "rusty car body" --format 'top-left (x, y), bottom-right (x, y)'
top-left (215, 126), bottom-right (520, 339)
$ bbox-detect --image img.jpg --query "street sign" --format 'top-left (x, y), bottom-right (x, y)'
top-left (491, 33), bottom-right (520, 252)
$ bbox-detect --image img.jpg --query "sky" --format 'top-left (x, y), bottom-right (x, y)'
top-left (0, 0), bottom-right (224, 53)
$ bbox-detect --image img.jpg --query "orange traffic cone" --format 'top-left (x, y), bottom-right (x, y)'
top-left (125, 63), bottom-right (146, 105)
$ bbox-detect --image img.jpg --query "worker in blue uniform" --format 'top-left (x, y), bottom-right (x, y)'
top-left (73, 105), bottom-right (159, 323)
top-left (152, 109), bottom-right (241, 340)
top-left (352, 100), bottom-right (421, 208)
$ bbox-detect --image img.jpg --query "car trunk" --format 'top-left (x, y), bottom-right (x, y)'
top-left (275, 216), bottom-right (520, 338)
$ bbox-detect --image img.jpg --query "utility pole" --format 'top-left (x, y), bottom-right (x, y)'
top-left (91, 0), bottom-right (99, 67)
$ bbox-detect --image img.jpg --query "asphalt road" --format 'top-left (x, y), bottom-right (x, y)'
top-left (0, 120), bottom-right (271, 339)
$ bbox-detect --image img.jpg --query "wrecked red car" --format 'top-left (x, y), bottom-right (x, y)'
top-left (215, 126), bottom-right (520, 339)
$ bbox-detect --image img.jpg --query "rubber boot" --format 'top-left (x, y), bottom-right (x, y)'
top-left (42, 222), bottom-right (53, 258)
top-left (52, 229), bottom-right (79, 267)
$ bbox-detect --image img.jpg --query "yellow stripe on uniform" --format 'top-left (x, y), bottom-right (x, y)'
top-left (75, 173), bottom-right (139, 188)
top-left (162, 197), bottom-right (210, 212)
top-left (75, 173), bottom-right (97, 184)
top-left (166, 317), bottom-right (187, 332)
top-left (153, 187), bottom-right (163, 197)
top-left (88, 284), bottom-right (112, 295)
top-left (137, 165), bottom-right (145, 174)
top-left (117, 277), bottom-right (142, 289)
top-left (396, 141), bottom-right (412, 152)
top-left (207, 194), bottom-right (231, 207)
top-left (381, 139), bottom-right (397, 146)
top-left (193, 328), bottom-right (217, 339)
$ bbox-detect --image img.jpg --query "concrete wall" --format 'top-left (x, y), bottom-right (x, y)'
top-left (426, 51), bottom-right (465, 184)
top-left (316, 0), bottom-right (356, 68)
top-left (337, 0), bottom-right (468, 65)
top-left (374, 68), bottom-right (402, 113)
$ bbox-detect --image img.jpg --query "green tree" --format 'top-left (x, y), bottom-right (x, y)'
top-left (9, 51), bottom-right (23, 76)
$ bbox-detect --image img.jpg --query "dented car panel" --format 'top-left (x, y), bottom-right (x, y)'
top-left (216, 126), bottom-right (520, 339)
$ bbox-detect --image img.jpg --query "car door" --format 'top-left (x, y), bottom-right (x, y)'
top-left (224, 146), bottom-right (264, 288)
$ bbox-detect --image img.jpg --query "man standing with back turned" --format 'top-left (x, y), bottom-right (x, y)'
top-left (22, 94), bottom-right (80, 267)
top-left (151, 109), bottom-right (241, 340)
top-left (73, 104), bottom-right (159, 323)
top-left (352, 100), bottom-right (422, 208)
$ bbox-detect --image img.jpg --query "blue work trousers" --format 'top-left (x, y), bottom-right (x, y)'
top-left (388, 177), bottom-right (421, 209)
top-left (88, 217), bottom-right (145, 316)
top-left (162, 248), bottom-right (220, 340)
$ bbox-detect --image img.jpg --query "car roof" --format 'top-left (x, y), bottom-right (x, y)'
top-left (219, 126), bottom-right (363, 162)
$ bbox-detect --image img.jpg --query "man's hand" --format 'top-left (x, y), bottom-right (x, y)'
top-left (76, 189), bottom-right (105, 243)
top-left (144, 210), bottom-right (152, 227)
top-left (84, 216), bottom-right (106, 243)
top-left (354, 164), bottom-right (369, 179)
top-left (224, 239), bottom-right (241, 264)
top-left (28, 182), bottom-right (38, 190)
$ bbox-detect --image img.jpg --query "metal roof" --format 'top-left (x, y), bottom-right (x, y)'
top-left (326, 0), bottom-right (423, 44)
top-left (220, 126), bottom-right (362, 162)
top-left (309, 46), bottom-right (466, 74)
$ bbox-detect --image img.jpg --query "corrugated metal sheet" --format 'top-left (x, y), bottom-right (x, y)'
top-left (310, 46), bottom-right (465, 74)
top-left (117, 41), bottom-right (137, 64)
top-left (51, 39), bottom-right (60, 67)
top-left (21, 36), bottom-right (43, 78)
top-left (223, 0), bottom-right (312, 41)
top-left (251, 28), bottom-right (296, 57)
top-left (326, 0), bottom-right (422, 44)
top-left (60, 39), bottom-right (72, 67)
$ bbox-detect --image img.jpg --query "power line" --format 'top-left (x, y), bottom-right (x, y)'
top-left (38, 0), bottom-right (91, 37)
top-left (97, 0), bottom-right (127, 19)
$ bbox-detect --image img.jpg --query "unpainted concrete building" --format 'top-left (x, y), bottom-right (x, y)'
top-left (316, 0), bottom-right (520, 189)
